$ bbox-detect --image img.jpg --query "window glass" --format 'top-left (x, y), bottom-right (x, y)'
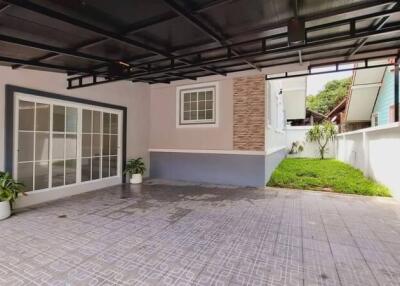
top-left (81, 158), bottom-right (91, 182)
top-left (35, 103), bottom-right (50, 131)
top-left (110, 156), bottom-right (117, 176)
top-left (53, 105), bottom-right (65, 132)
top-left (65, 159), bottom-right (76, 185)
top-left (19, 101), bottom-right (35, 131)
top-left (52, 160), bottom-right (64, 187)
top-left (65, 134), bottom-right (77, 159)
top-left (92, 157), bottom-right (100, 180)
top-left (18, 132), bottom-right (34, 162)
top-left (93, 111), bottom-right (101, 133)
top-left (17, 162), bottom-right (33, 192)
top-left (103, 113), bottom-right (110, 134)
top-left (92, 134), bottom-right (101, 156)
top-left (102, 134), bottom-right (110, 156)
top-left (110, 114), bottom-right (118, 134)
top-left (35, 161), bottom-right (49, 190)
top-left (82, 134), bottom-right (92, 157)
top-left (35, 132), bottom-right (49, 161)
top-left (52, 134), bottom-right (65, 160)
top-left (82, 109), bottom-right (92, 133)
top-left (102, 156), bottom-right (110, 178)
top-left (66, 107), bottom-right (78, 132)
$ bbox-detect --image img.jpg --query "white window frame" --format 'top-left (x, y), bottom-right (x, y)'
top-left (13, 92), bottom-right (123, 193)
top-left (176, 82), bottom-right (219, 128)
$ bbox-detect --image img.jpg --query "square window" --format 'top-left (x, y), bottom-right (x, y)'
top-left (178, 84), bottom-right (217, 126)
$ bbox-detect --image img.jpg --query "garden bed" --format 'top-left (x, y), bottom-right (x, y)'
top-left (267, 158), bottom-right (390, 197)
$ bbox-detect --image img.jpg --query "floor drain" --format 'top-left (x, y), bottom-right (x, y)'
top-left (58, 214), bottom-right (67, 218)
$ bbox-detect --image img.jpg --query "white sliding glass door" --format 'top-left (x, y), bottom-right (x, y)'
top-left (14, 93), bottom-right (122, 192)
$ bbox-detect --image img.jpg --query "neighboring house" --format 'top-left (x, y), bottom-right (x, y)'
top-left (372, 66), bottom-right (400, 126)
top-left (328, 63), bottom-right (388, 132)
top-left (288, 108), bottom-right (326, 126)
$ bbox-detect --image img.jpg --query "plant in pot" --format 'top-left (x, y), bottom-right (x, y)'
top-left (124, 158), bottom-right (146, 184)
top-left (0, 171), bottom-right (25, 220)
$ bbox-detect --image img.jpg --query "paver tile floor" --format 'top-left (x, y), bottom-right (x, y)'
top-left (1, 182), bottom-right (400, 286)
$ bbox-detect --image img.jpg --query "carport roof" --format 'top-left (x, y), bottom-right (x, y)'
top-left (0, 0), bottom-right (400, 89)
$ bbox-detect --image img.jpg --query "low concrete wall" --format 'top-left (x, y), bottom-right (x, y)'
top-left (286, 126), bottom-right (335, 158)
top-left (336, 123), bottom-right (400, 199)
top-left (265, 148), bottom-right (287, 183)
top-left (150, 150), bottom-right (266, 187)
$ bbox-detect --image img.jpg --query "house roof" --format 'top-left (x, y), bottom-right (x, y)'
top-left (0, 0), bottom-right (400, 89)
top-left (307, 109), bottom-right (327, 120)
top-left (345, 64), bottom-right (387, 122)
top-left (327, 97), bottom-right (348, 119)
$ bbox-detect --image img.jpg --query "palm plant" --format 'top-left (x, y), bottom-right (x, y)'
top-left (124, 158), bottom-right (146, 176)
top-left (0, 171), bottom-right (25, 207)
top-left (306, 121), bottom-right (337, 159)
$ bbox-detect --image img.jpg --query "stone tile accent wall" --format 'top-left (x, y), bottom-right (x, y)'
top-left (233, 75), bottom-right (265, 151)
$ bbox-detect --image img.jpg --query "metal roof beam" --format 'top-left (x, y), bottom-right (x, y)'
top-left (347, 2), bottom-right (399, 58)
top-left (67, 20), bottom-right (400, 89)
top-left (163, 0), bottom-right (260, 71)
top-left (4, 0), bottom-right (225, 77)
top-left (0, 34), bottom-right (115, 64)
top-left (0, 56), bottom-right (92, 73)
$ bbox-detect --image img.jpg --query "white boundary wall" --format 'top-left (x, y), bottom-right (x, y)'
top-left (286, 126), bottom-right (335, 158)
top-left (336, 122), bottom-right (400, 199)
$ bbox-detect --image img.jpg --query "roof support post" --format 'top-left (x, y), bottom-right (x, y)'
top-left (395, 56), bottom-right (399, 122)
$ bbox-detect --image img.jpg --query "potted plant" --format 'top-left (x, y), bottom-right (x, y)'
top-left (124, 158), bottom-right (146, 184)
top-left (0, 171), bottom-right (25, 220)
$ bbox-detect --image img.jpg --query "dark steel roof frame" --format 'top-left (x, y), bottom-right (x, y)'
top-left (11, 0), bottom-right (233, 70)
top-left (66, 14), bottom-right (400, 88)
top-left (79, 7), bottom-right (400, 76)
top-left (3, 0), bottom-right (226, 77)
top-left (265, 57), bottom-right (395, 80)
top-left (68, 1), bottom-right (400, 78)
top-left (162, 0), bottom-right (260, 71)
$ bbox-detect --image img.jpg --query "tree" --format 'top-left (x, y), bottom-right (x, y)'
top-left (307, 77), bottom-right (352, 115)
top-left (306, 121), bottom-right (337, 159)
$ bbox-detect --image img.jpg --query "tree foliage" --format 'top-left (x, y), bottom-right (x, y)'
top-left (306, 121), bottom-right (337, 159)
top-left (306, 77), bottom-right (352, 115)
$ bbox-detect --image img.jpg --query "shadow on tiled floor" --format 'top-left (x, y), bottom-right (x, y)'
top-left (1, 183), bottom-right (400, 285)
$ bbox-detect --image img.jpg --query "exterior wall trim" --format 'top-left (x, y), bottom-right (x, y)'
top-left (149, 148), bottom-right (265, 156)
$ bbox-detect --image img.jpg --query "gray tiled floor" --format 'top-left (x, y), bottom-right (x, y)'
top-left (1, 183), bottom-right (400, 286)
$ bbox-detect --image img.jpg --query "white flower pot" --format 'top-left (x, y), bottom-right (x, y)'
top-left (130, 174), bottom-right (142, 184)
top-left (0, 200), bottom-right (11, 220)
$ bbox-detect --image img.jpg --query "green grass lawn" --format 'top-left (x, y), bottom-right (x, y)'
top-left (267, 158), bottom-right (391, 197)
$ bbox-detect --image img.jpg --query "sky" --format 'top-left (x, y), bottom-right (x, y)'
top-left (307, 70), bottom-right (352, 96)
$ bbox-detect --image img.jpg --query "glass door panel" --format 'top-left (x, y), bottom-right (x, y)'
top-left (15, 98), bottom-right (121, 192)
